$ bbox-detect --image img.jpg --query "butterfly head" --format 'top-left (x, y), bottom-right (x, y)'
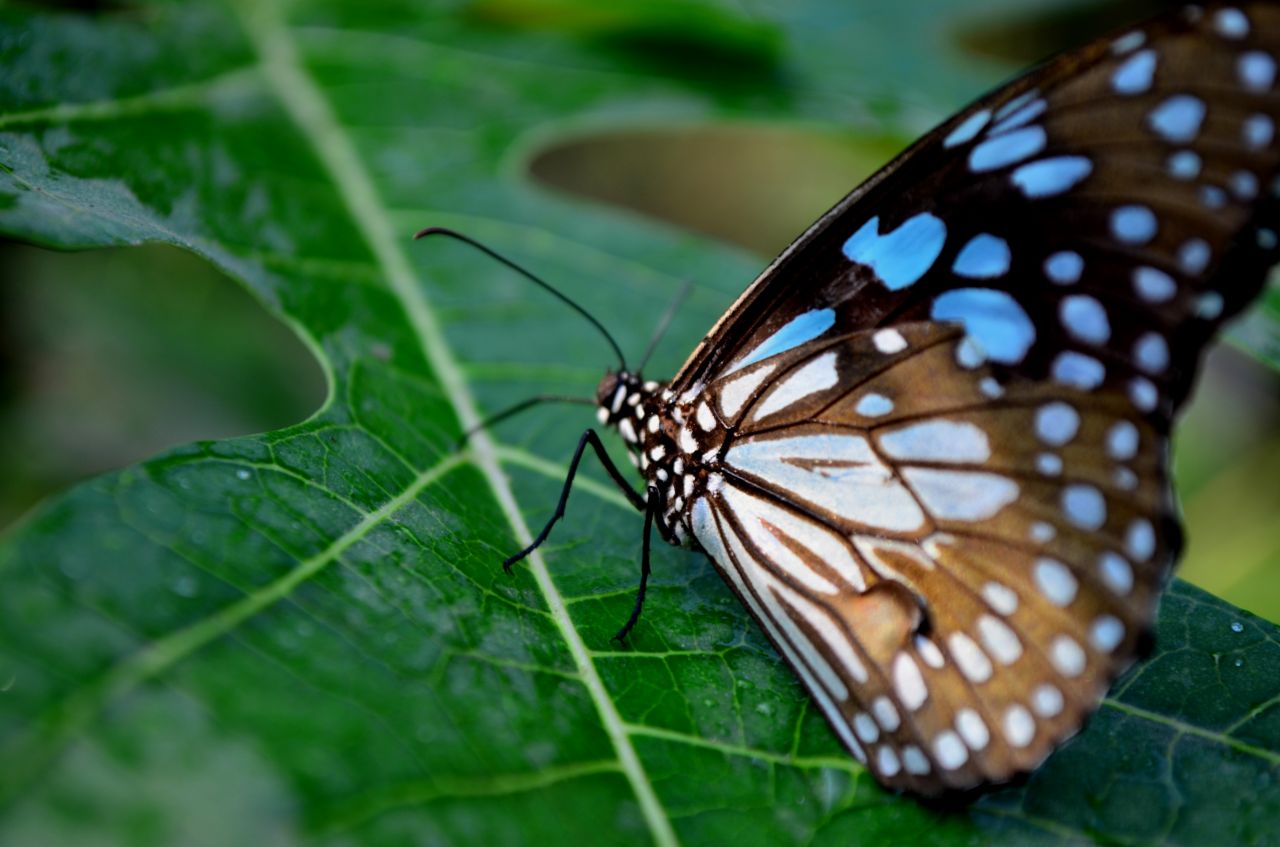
top-left (591, 371), bottom-right (627, 419)
top-left (594, 370), bottom-right (643, 425)
top-left (595, 369), bottom-right (675, 452)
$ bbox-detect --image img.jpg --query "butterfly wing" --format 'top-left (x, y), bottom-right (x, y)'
top-left (690, 323), bottom-right (1171, 792)
top-left (674, 2), bottom-right (1279, 792)
top-left (674, 2), bottom-right (1280, 423)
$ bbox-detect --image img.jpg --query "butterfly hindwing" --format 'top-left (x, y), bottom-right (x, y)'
top-left (689, 324), bottom-right (1170, 791)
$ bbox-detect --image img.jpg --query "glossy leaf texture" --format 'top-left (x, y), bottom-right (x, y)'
top-left (0, 1), bottom-right (1278, 845)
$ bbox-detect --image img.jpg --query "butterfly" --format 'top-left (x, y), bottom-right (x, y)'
top-left (432, 2), bottom-right (1280, 795)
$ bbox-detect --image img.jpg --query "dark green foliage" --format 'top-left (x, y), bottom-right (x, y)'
top-left (0, 1), bottom-right (1277, 844)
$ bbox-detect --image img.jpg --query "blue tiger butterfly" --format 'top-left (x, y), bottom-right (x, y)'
top-left (426, 2), bottom-right (1279, 794)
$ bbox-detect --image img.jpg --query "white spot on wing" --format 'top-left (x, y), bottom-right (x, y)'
top-left (718, 363), bottom-right (776, 419)
top-left (1091, 615), bottom-right (1126, 651)
top-left (1099, 551), bottom-right (1134, 595)
top-left (933, 730), bottom-right (968, 769)
top-left (722, 484), bottom-right (865, 594)
top-left (855, 393), bottom-right (894, 417)
top-left (949, 632), bottom-right (993, 683)
top-left (902, 745), bottom-right (930, 774)
top-left (982, 582), bottom-right (1018, 615)
top-left (1062, 484), bottom-right (1107, 530)
top-left (873, 328), bottom-right (908, 354)
top-left (915, 635), bottom-right (945, 669)
top-left (696, 402), bottom-right (716, 431)
top-left (1035, 402), bottom-right (1079, 446)
top-left (977, 614), bottom-right (1023, 665)
top-left (854, 712), bottom-right (879, 743)
top-left (1127, 518), bottom-right (1156, 561)
top-left (1032, 684), bottom-right (1063, 717)
top-left (956, 708), bottom-right (990, 750)
top-left (1034, 557), bottom-right (1079, 606)
top-left (729, 433), bottom-right (926, 532)
top-left (877, 745), bottom-right (901, 777)
top-left (1003, 704), bottom-right (1035, 747)
top-left (1050, 634), bottom-right (1086, 677)
top-left (873, 696), bottom-right (900, 731)
top-left (878, 420), bottom-right (991, 463)
top-left (752, 352), bottom-right (839, 420)
top-left (893, 653), bottom-right (928, 710)
top-left (902, 468), bottom-right (1020, 522)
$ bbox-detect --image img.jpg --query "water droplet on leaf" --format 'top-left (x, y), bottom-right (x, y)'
top-left (171, 575), bottom-right (199, 598)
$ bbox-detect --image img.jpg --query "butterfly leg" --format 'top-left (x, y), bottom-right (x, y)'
top-left (503, 428), bottom-right (647, 573)
top-left (613, 486), bottom-right (660, 643)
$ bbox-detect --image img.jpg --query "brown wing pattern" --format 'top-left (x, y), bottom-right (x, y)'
top-left (689, 323), bottom-right (1171, 792)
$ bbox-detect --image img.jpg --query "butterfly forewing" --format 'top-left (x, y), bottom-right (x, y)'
top-left (676, 2), bottom-right (1280, 423)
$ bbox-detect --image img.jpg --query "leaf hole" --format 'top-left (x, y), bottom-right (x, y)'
top-left (527, 124), bottom-right (908, 256)
top-left (0, 240), bottom-right (326, 526)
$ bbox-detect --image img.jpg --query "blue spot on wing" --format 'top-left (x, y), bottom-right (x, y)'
top-left (952, 234), bottom-right (1011, 278)
top-left (931, 288), bottom-right (1035, 364)
top-left (944, 109), bottom-right (991, 148)
top-left (1044, 251), bottom-right (1084, 284)
top-left (1011, 156), bottom-right (1093, 198)
top-left (987, 98), bottom-right (1045, 135)
top-left (842, 213), bottom-right (947, 291)
top-left (994, 89), bottom-right (1039, 120)
top-left (1112, 49), bottom-right (1156, 94)
top-left (969, 126), bottom-right (1046, 172)
top-left (1111, 205), bottom-right (1157, 244)
top-left (1053, 352), bottom-right (1105, 389)
top-left (726, 308), bottom-right (836, 374)
top-left (1147, 95), bottom-right (1205, 142)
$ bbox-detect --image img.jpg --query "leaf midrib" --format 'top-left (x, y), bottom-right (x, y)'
top-left (230, 1), bottom-right (681, 845)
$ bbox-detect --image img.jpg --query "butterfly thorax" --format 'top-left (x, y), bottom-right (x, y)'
top-left (595, 370), bottom-right (727, 547)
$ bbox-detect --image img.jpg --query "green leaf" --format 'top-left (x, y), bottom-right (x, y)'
top-left (1, 1), bottom-right (1278, 845)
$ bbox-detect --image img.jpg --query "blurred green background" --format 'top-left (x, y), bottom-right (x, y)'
top-left (0, 0), bottom-right (1277, 625)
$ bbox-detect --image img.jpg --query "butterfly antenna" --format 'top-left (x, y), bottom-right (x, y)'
top-left (415, 226), bottom-right (628, 371)
top-left (456, 394), bottom-right (595, 450)
top-left (635, 279), bottom-right (693, 373)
